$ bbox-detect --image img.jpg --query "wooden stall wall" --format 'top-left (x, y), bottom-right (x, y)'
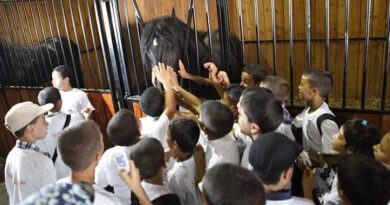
top-left (0, 0), bottom-right (109, 90)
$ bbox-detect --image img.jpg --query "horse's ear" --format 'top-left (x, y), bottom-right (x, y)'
top-left (171, 7), bottom-right (176, 18)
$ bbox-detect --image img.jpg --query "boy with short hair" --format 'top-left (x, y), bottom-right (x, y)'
top-left (130, 138), bottom-right (181, 204)
top-left (337, 155), bottom-right (390, 205)
top-left (52, 65), bottom-right (95, 121)
top-left (58, 120), bottom-right (120, 204)
top-left (249, 132), bottom-right (314, 205)
top-left (292, 69), bottom-right (338, 154)
top-left (237, 87), bottom-right (284, 169)
top-left (4, 102), bottom-right (56, 204)
top-left (166, 117), bottom-right (202, 205)
top-left (202, 163), bottom-right (265, 205)
top-left (240, 64), bottom-right (268, 88)
top-left (95, 109), bottom-right (140, 205)
top-left (139, 63), bottom-right (176, 150)
top-left (36, 86), bottom-right (79, 179)
top-left (199, 100), bottom-right (240, 169)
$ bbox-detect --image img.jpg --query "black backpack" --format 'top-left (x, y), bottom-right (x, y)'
top-left (316, 113), bottom-right (341, 136)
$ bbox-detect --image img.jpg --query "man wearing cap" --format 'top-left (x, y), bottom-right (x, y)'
top-left (249, 132), bottom-right (314, 205)
top-left (4, 101), bottom-right (57, 204)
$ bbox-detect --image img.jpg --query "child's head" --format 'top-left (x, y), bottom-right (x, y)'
top-left (52, 65), bottom-right (74, 90)
top-left (332, 119), bottom-right (381, 157)
top-left (221, 84), bottom-right (245, 118)
top-left (260, 75), bottom-right (290, 103)
top-left (241, 64), bottom-right (268, 88)
top-left (168, 117), bottom-right (200, 158)
top-left (249, 132), bottom-right (303, 187)
top-left (5, 102), bottom-right (52, 139)
top-left (130, 138), bottom-right (165, 180)
top-left (202, 163), bottom-right (265, 205)
top-left (337, 155), bottom-right (390, 205)
top-left (139, 87), bottom-right (164, 117)
top-left (59, 120), bottom-right (104, 171)
top-left (107, 109), bottom-right (140, 146)
top-left (237, 87), bottom-right (283, 137)
top-left (373, 132), bottom-right (390, 164)
top-left (200, 100), bottom-right (233, 140)
top-left (299, 69), bottom-right (333, 101)
top-left (38, 87), bottom-right (62, 112)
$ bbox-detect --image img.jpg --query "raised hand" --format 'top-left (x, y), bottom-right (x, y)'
top-left (178, 60), bottom-right (192, 80)
top-left (154, 62), bottom-right (171, 86)
top-left (217, 71), bottom-right (231, 88)
top-left (204, 62), bottom-right (219, 84)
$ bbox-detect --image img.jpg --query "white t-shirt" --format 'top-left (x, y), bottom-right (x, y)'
top-left (36, 111), bottom-right (80, 179)
top-left (94, 145), bottom-right (136, 205)
top-left (57, 177), bottom-right (120, 205)
top-left (202, 132), bottom-right (240, 169)
top-left (241, 142), bottom-right (253, 170)
top-left (60, 88), bottom-right (94, 121)
top-left (275, 123), bottom-right (295, 141)
top-left (5, 147), bottom-right (56, 204)
top-left (292, 102), bottom-right (338, 153)
top-left (167, 157), bottom-right (201, 205)
top-left (140, 114), bottom-right (170, 150)
top-left (141, 181), bottom-right (173, 201)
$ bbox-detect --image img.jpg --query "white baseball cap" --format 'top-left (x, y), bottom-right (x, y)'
top-left (5, 102), bottom-right (53, 134)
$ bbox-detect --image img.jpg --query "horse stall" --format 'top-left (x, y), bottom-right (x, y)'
top-left (0, 0), bottom-right (390, 160)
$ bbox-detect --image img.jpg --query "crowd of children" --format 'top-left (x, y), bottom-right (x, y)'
top-left (3, 61), bottom-right (390, 205)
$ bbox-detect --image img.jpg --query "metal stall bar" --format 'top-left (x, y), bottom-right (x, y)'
top-left (76, 0), bottom-right (97, 89)
top-left (289, 0), bottom-right (294, 106)
top-left (50, 0), bottom-right (69, 73)
top-left (205, 0), bottom-right (214, 62)
top-left (110, 0), bottom-right (132, 106)
top-left (254, 0), bottom-right (260, 64)
top-left (30, 0), bottom-right (49, 82)
top-left (343, 0), bottom-right (349, 109)
top-left (271, 0), bottom-right (277, 75)
top-left (123, 0), bottom-right (141, 94)
top-left (93, 0), bottom-right (119, 111)
top-left (13, 0), bottom-right (35, 86)
top-left (21, 0), bottom-right (41, 85)
top-left (237, 0), bottom-right (245, 64)
top-left (382, 0), bottom-right (390, 110)
top-left (3, 0), bottom-right (27, 86)
top-left (67, 0), bottom-right (88, 88)
top-left (131, 0), bottom-right (148, 89)
top-left (305, 0), bottom-right (311, 70)
top-left (42, 0), bottom-right (59, 65)
top-left (0, 18), bottom-right (13, 85)
top-left (86, 0), bottom-right (104, 89)
top-left (362, 0), bottom-right (372, 110)
top-left (192, 0), bottom-right (201, 75)
top-left (325, 0), bottom-right (330, 71)
top-left (216, 0), bottom-right (231, 76)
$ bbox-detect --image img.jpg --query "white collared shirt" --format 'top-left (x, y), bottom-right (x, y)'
top-left (141, 181), bottom-right (173, 201)
top-left (167, 157), bottom-right (201, 205)
top-left (203, 132), bottom-right (240, 169)
top-left (140, 114), bottom-right (169, 150)
top-left (60, 88), bottom-right (94, 121)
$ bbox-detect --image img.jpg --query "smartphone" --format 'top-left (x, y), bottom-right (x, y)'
top-left (114, 152), bottom-right (130, 173)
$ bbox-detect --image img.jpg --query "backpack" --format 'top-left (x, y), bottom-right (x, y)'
top-left (316, 113), bottom-right (341, 136)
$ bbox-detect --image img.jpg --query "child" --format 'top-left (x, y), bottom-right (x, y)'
top-left (166, 117), bottom-right (202, 205)
top-left (374, 131), bottom-right (390, 170)
top-left (52, 65), bottom-right (95, 121)
top-left (337, 155), bottom-right (390, 205)
top-left (130, 138), bottom-right (180, 204)
top-left (249, 132), bottom-right (314, 205)
top-left (139, 63), bottom-right (176, 150)
top-left (240, 64), bottom-right (268, 88)
top-left (237, 87), bottom-right (283, 169)
top-left (199, 100), bottom-right (240, 169)
top-left (58, 120), bottom-right (120, 204)
top-left (202, 163), bottom-right (265, 205)
top-left (292, 70), bottom-right (338, 154)
top-left (4, 102), bottom-right (56, 204)
top-left (36, 87), bottom-right (80, 179)
top-left (95, 109), bottom-right (141, 205)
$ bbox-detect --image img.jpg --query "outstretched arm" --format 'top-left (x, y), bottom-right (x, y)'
top-left (203, 62), bottom-right (227, 98)
top-left (154, 62), bottom-right (176, 120)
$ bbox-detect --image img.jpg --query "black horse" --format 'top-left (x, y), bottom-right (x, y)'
top-left (0, 36), bottom-right (83, 87)
top-left (139, 11), bottom-right (243, 98)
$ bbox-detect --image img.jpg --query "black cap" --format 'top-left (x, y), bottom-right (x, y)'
top-left (249, 132), bottom-right (303, 178)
